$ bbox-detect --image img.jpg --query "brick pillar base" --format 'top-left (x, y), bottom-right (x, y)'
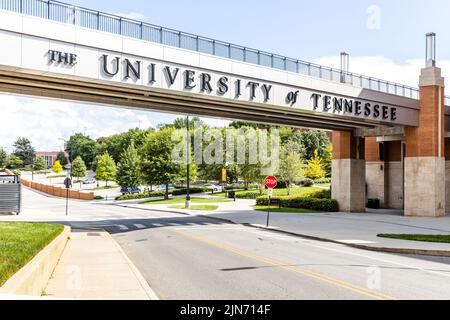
top-left (331, 131), bottom-right (366, 212)
top-left (404, 157), bottom-right (445, 217)
top-left (404, 67), bottom-right (445, 217)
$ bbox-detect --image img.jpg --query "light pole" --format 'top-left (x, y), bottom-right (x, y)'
top-left (31, 153), bottom-right (35, 181)
top-left (185, 115), bottom-right (191, 209)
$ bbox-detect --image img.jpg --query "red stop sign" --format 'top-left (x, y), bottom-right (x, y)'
top-left (265, 176), bottom-right (278, 189)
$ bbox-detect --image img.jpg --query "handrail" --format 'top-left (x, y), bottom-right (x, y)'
top-left (0, 0), bottom-right (449, 104)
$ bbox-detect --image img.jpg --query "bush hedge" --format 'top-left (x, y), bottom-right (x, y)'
top-left (314, 178), bottom-right (332, 184)
top-left (115, 190), bottom-right (166, 201)
top-left (303, 189), bottom-right (331, 199)
top-left (115, 187), bottom-right (209, 201)
top-left (235, 192), bottom-right (260, 199)
top-left (256, 194), bottom-right (339, 212)
top-left (171, 187), bottom-right (209, 196)
top-left (299, 178), bottom-right (314, 187)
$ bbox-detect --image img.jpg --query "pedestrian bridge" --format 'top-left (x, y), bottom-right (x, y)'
top-left (1, 0), bottom-right (449, 218)
top-left (0, 0), bottom-right (444, 131)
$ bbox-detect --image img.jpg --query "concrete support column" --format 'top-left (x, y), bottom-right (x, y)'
top-left (331, 131), bottom-right (366, 212)
top-left (404, 67), bottom-right (445, 217)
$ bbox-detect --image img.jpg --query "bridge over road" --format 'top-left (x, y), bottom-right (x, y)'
top-left (0, 0), bottom-right (448, 216)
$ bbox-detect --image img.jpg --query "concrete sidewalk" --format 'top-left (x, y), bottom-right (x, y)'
top-left (117, 200), bottom-right (450, 256)
top-left (43, 229), bottom-right (158, 300)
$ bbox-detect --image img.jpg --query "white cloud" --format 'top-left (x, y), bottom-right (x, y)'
top-left (312, 55), bottom-right (450, 89)
top-left (112, 12), bottom-right (147, 21)
top-left (0, 96), bottom-right (176, 152)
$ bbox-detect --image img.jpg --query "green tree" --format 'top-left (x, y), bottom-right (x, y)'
top-left (51, 160), bottom-right (63, 174)
top-left (279, 140), bottom-right (305, 195)
top-left (102, 128), bottom-right (149, 163)
top-left (140, 128), bottom-right (183, 199)
top-left (66, 133), bottom-right (99, 168)
top-left (56, 151), bottom-right (68, 166)
top-left (95, 152), bottom-right (117, 187)
top-left (33, 156), bottom-right (47, 171)
top-left (300, 130), bottom-right (330, 160)
top-left (13, 137), bottom-right (35, 165)
top-left (304, 150), bottom-right (325, 180)
top-left (321, 144), bottom-right (332, 178)
top-left (5, 154), bottom-right (23, 169)
top-left (71, 156), bottom-right (87, 179)
top-left (116, 144), bottom-right (141, 188)
top-left (0, 147), bottom-right (7, 168)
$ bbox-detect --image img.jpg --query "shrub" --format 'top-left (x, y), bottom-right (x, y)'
top-left (115, 190), bottom-right (166, 201)
top-left (94, 195), bottom-right (104, 200)
top-left (282, 197), bottom-right (339, 212)
top-left (256, 196), bottom-right (286, 206)
top-left (256, 195), bottom-right (339, 212)
top-left (314, 178), bottom-right (332, 184)
top-left (171, 187), bottom-right (208, 196)
top-left (304, 189), bottom-right (331, 199)
top-left (299, 178), bottom-right (314, 187)
top-left (235, 192), bottom-right (260, 199)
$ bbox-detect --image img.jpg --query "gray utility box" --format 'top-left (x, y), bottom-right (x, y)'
top-left (0, 175), bottom-right (21, 214)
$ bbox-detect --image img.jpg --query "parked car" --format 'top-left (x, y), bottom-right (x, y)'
top-left (204, 183), bottom-right (222, 192)
top-left (120, 186), bottom-right (142, 195)
top-left (83, 177), bottom-right (97, 184)
top-left (154, 185), bottom-right (175, 191)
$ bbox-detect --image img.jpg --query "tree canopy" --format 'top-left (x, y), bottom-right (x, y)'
top-left (71, 156), bottom-right (87, 178)
top-left (116, 144), bottom-right (141, 188)
top-left (95, 152), bottom-right (117, 186)
top-left (13, 137), bottom-right (35, 165)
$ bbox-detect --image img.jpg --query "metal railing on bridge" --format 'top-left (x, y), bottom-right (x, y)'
top-left (1, 0), bottom-right (449, 104)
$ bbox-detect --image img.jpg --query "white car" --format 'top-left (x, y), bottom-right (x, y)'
top-left (204, 184), bottom-right (222, 192)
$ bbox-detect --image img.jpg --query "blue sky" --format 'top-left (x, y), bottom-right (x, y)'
top-left (65, 0), bottom-right (450, 64)
top-left (2, 0), bottom-right (450, 151)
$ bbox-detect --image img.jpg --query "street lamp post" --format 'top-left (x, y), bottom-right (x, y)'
top-left (31, 154), bottom-right (35, 181)
top-left (185, 115), bottom-right (191, 209)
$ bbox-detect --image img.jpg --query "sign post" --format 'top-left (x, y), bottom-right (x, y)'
top-left (63, 175), bottom-right (72, 217)
top-left (264, 176), bottom-right (278, 228)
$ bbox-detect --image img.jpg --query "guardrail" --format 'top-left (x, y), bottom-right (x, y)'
top-left (1, 0), bottom-right (449, 104)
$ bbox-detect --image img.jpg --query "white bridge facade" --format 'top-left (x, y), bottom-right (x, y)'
top-left (0, 0), bottom-right (437, 131)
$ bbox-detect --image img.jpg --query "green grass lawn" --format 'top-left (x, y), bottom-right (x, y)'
top-left (46, 174), bottom-right (66, 179)
top-left (253, 205), bottom-right (320, 214)
top-left (314, 183), bottom-right (331, 188)
top-left (215, 187), bottom-right (324, 198)
top-left (141, 197), bottom-right (232, 205)
top-left (0, 222), bottom-right (64, 286)
top-left (377, 234), bottom-right (450, 243)
top-left (169, 204), bottom-right (219, 211)
top-left (93, 185), bottom-right (117, 190)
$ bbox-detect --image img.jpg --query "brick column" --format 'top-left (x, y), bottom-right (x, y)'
top-left (404, 67), bottom-right (445, 217)
top-left (331, 131), bottom-right (366, 212)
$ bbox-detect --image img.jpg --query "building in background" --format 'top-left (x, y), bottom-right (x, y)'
top-left (35, 151), bottom-right (57, 168)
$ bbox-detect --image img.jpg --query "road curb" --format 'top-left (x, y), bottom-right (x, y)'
top-left (103, 231), bottom-right (159, 300)
top-left (0, 226), bottom-right (71, 296)
top-left (244, 223), bottom-right (450, 257)
top-left (114, 204), bottom-right (450, 257)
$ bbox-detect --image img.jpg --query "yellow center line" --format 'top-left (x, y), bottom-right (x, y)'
top-left (173, 228), bottom-right (396, 300)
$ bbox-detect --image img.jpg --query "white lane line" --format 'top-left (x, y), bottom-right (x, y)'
top-left (168, 223), bottom-right (180, 226)
top-left (117, 224), bottom-right (129, 231)
top-left (134, 224), bottom-right (146, 229)
top-left (152, 223), bottom-right (163, 227)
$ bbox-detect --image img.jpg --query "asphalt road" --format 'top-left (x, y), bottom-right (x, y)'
top-left (6, 188), bottom-right (450, 300)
